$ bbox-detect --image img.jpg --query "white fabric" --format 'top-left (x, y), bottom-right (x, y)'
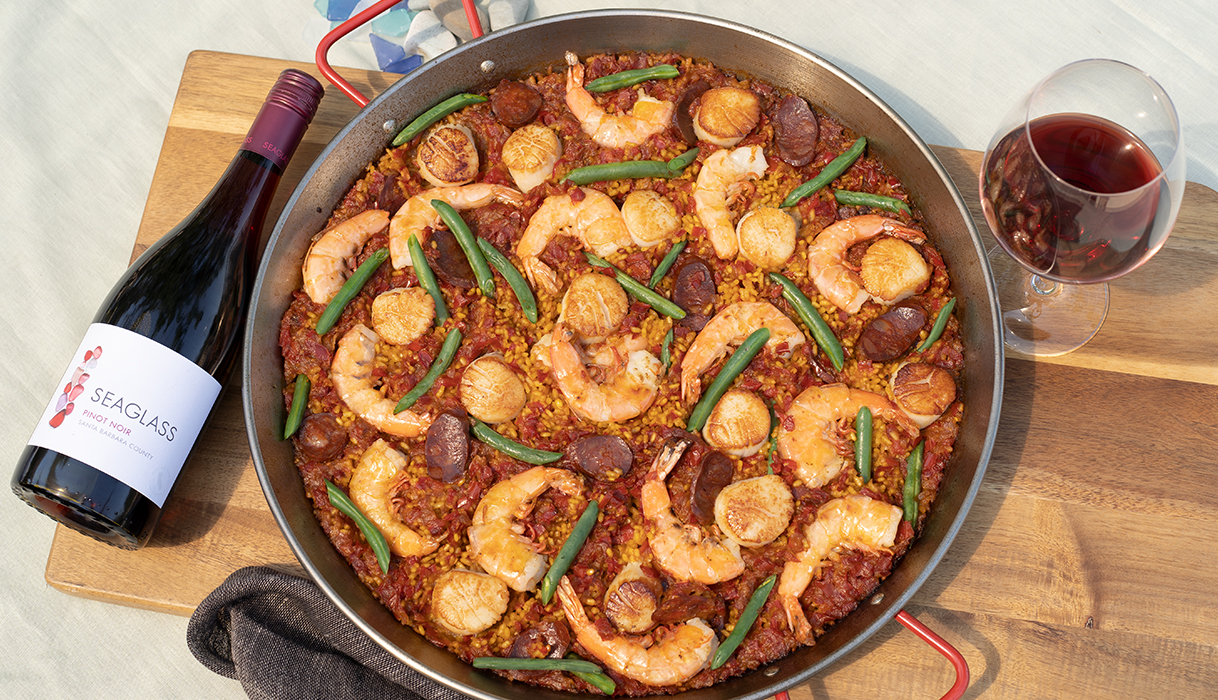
top-left (1, 0), bottom-right (1214, 697)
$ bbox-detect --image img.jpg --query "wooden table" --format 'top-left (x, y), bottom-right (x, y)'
top-left (44, 51), bottom-right (1218, 699)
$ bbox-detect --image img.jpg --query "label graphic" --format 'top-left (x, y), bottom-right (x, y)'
top-left (49, 345), bottom-right (101, 428)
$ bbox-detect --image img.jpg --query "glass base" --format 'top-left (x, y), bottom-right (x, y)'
top-left (987, 247), bottom-right (1110, 357)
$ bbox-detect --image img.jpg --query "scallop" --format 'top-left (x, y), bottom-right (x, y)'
top-left (417, 123), bottom-right (480, 187)
top-left (702, 389), bottom-right (771, 457)
top-left (460, 354), bottom-right (527, 423)
top-left (622, 190), bottom-right (681, 248)
top-left (692, 87), bottom-right (761, 148)
top-left (560, 272), bottom-right (629, 343)
top-left (859, 237), bottom-right (932, 305)
top-left (736, 206), bottom-right (797, 270)
top-left (501, 123), bottom-right (561, 192)
top-left (603, 562), bottom-right (662, 634)
top-left (890, 361), bottom-right (956, 428)
top-left (430, 569), bottom-right (510, 636)
top-left (713, 474), bottom-right (794, 548)
top-left (370, 287), bottom-right (436, 346)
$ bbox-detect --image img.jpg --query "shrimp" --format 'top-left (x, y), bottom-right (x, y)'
top-left (778, 494), bottom-right (902, 643)
top-left (302, 209), bottom-right (390, 305)
top-left (388, 183), bottom-right (523, 269)
top-left (565, 52), bottom-right (675, 149)
top-left (347, 439), bottom-right (441, 558)
top-left (642, 438), bottom-right (744, 585)
top-left (776, 383), bottom-right (920, 488)
top-left (693, 145), bottom-right (768, 259)
top-left (679, 301), bottom-right (805, 404)
top-left (556, 576), bottom-right (718, 686)
top-left (548, 323), bottom-right (662, 424)
top-left (331, 324), bottom-right (432, 438)
top-left (468, 466), bottom-right (584, 592)
top-left (806, 214), bottom-right (930, 313)
top-left (515, 188), bottom-right (632, 295)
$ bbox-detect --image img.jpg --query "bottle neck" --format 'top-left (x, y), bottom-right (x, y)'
top-left (240, 100), bottom-right (309, 175)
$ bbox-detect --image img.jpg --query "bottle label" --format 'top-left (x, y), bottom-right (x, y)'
top-left (27, 324), bottom-right (222, 508)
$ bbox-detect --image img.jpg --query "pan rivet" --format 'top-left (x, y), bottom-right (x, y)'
top-left (871, 593), bottom-right (885, 605)
top-left (383, 119), bottom-right (397, 133)
top-left (480, 60), bottom-right (496, 73)
top-left (764, 667), bottom-right (779, 677)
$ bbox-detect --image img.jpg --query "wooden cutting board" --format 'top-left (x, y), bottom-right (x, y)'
top-left (44, 50), bottom-right (1218, 699)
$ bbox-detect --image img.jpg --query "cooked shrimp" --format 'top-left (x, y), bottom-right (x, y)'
top-left (692, 86), bottom-right (761, 148)
top-left (416, 123), bottom-right (479, 187)
top-left (501, 123), bottom-right (562, 192)
top-left (331, 325), bottom-right (432, 438)
top-left (302, 209), bottom-right (390, 305)
top-left (565, 52), bottom-right (675, 149)
top-left (515, 188), bottom-right (632, 295)
top-left (701, 388), bottom-right (771, 457)
top-left (560, 272), bottom-right (629, 343)
top-left (388, 183), bottom-right (523, 269)
top-left (347, 439), bottom-right (441, 558)
top-left (460, 354), bottom-right (527, 424)
top-left (642, 438), bottom-right (744, 585)
top-left (735, 206), bottom-right (797, 270)
top-left (778, 494), bottom-right (902, 643)
top-left (468, 466), bottom-right (584, 592)
top-left (806, 214), bottom-right (929, 313)
top-left (693, 145), bottom-right (768, 259)
top-left (776, 383), bottom-right (919, 488)
top-left (430, 569), bottom-right (510, 636)
top-left (621, 190), bottom-right (681, 248)
top-left (548, 323), bottom-right (662, 424)
top-left (370, 287), bottom-right (435, 346)
top-left (890, 361), bottom-right (957, 428)
top-left (713, 474), bottom-right (794, 548)
top-left (680, 301), bottom-right (805, 404)
top-left (556, 576), bottom-right (717, 686)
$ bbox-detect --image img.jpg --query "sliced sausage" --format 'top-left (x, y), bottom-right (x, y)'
top-left (508, 620), bottom-right (571, 659)
top-left (674, 79), bottom-right (711, 144)
top-left (490, 79), bottom-right (543, 128)
top-left (690, 450), bottom-right (734, 526)
top-left (672, 257), bottom-right (716, 316)
top-left (425, 226), bottom-right (476, 289)
top-left (652, 581), bottom-right (726, 629)
top-left (772, 95), bottom-right (819, 167)
top-left (297, 413), bottom-right (347, 461)
top-left (563, 434), bottom-right (633, 481)
top-left (858, 301), bottom-right (928, 362)
top-left (425, 409), bottom-right (470, 482)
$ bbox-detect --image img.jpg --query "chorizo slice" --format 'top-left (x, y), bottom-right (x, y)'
top-left (491, 79), bottom-right (543, 128)
top-left (772, 95), bottom-right (819, 167)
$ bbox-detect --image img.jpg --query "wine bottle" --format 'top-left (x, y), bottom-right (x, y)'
top-left (11, 69), bottom-right (324, 549)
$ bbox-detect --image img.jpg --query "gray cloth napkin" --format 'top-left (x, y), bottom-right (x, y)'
top-left (187, 566), bottom-right (466, 700)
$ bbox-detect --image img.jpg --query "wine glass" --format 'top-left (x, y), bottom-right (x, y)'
top-left (979, 59), bottom-right (1186, 356)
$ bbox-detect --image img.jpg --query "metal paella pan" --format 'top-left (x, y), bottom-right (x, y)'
top-left (242, 8), bottom-right (1003, 700)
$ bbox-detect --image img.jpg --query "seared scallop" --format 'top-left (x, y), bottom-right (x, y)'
top-left (702, 388), bottom-right (771, 457)
top-left (560, 272), bottom-right (629, 343)
top-left (603, 562), bottom-right (663, 634)
top-left (890, 361), bottom-right (956, 428)
top-left (460, 354), bottom-right (528, 423)
top-left (370, 287), bottom-right (436, 346)
top-left (501, 123), bottom-right (561, 192)
top-left (430, 569), bottom-right (510, 636)
top-left (736, 206), bottom-right (797, 270)
top-left (693, 87), bottom-right (761, 148)
top-left (622, 190), bottom-right (681, 248)
top-left (417, 123), bottom-right (480, 187)
top-left (713, 474), bottom-right (794, 548)
top-left (859, 237), bottom-right (931, 305)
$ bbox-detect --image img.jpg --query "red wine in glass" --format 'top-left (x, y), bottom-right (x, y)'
top-left (982, 112), bottom-right (1168, 283)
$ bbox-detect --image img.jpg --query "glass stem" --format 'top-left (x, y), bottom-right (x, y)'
top-left (1029, 274), bottom-right (1060, 297)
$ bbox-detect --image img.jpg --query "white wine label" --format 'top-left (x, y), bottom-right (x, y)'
top-left (27, 323), bottom-right (222, 507)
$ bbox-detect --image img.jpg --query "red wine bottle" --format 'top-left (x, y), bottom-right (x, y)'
top-left (12, 69), bottom-right (324, 549)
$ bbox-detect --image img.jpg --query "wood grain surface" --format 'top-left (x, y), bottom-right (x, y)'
top-left (44, 51), bottom-right (1218, 699)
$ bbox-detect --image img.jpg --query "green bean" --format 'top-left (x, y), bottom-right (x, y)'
top-left (472, 418), bottom-right (563, 464)
top-left (686, 327), bottom-right (770, 432)
top-left (666, 147), bottom-right (699, 171)
top-left (282, 374), bottom-right (310, 440)
top-left (585, 64), bottom-right (680, 93)
top-left (855, 405), bottom-right (873, 482)
top-left (566, 159), bottom-right (671, 185)
top-left (394, 329), bottom-right (462, 413)
top-left (711, 574), bottom-right (776, 669)
top-left (833, 189), bottom-right (912, 215)
top-left (661, 327), bottom-right (674, 373)
top-left (769, 273), bottom-right (845, 371)
top-left (408, 234), bottom-right (449, 323)
top-left (780, 136), bottom-right (867, 208)
top-left (903, 441), bottom-right (925, 522)
top-left (567, 655), bottom-right (616, 695)
top-left (476, 237), bottom-right (538, 323)
top-left (539, 500), bottom-right (600, 604)
top-left (315, 248), bottom-right (389, 335)
top-left (648, 240), bottom-right (687, 289)
top-left (432, 199), bottom-right (495, 299)
top-left (325, 480), bottom-right (391, 574)
top-left (472, 657), bottom-right (603, 674)
top-left (391, 93), bottom-right (487, 147)
top-left (916, 297), bottom-right (956, 352)
top-left (585, 252), bottom-right (686, 320)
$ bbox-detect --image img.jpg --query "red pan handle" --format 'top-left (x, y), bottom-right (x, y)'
top-left (315, 0), bottom-right (485, 107)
